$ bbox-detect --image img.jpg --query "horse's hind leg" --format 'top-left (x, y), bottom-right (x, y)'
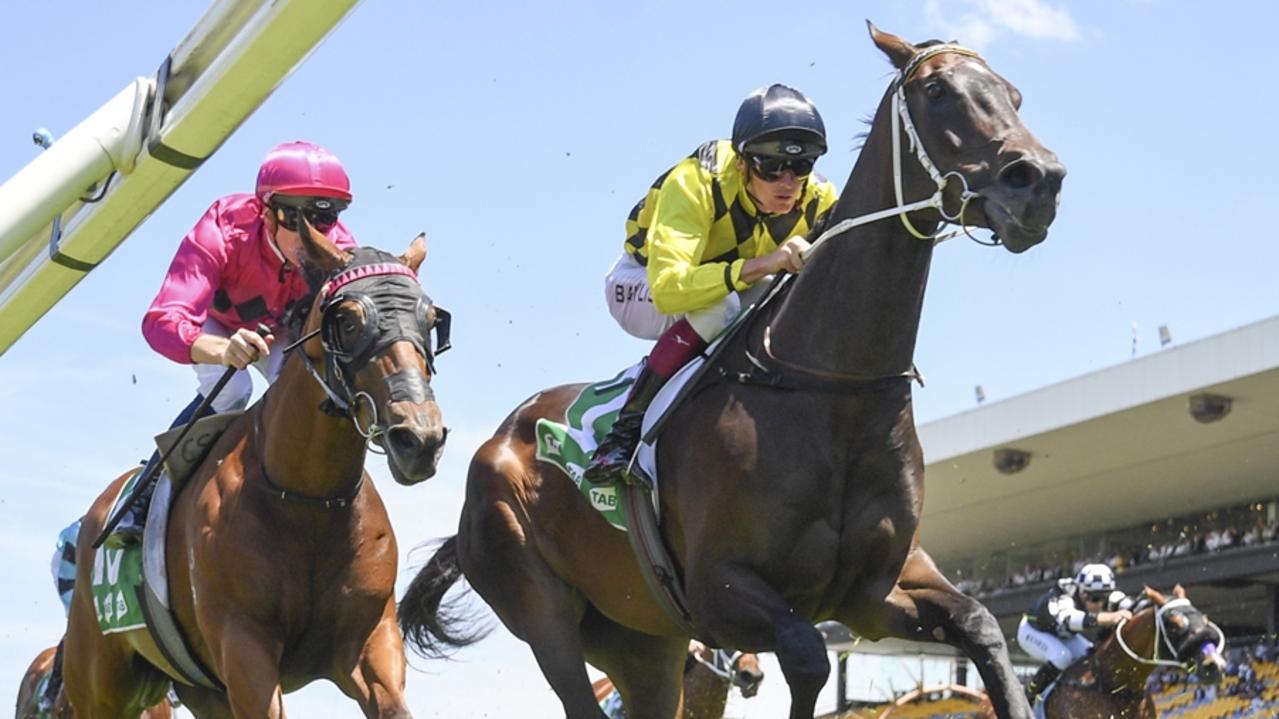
top-left (841, 547), bottom-right (1030, 719)
top-left (64, 499), bottom-right (162, 718)
top-left (458, 495), bottom-right (604, 717)
top-left (579, 610), bottom-right (686, 719)
top-left (480, 571), bottom-right (602, 718)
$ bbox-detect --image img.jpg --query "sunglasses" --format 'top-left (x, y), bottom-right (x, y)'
top-left (271, 196), bottom-right (347, 233)
top-left (748, 155), bottom-right (815, 182)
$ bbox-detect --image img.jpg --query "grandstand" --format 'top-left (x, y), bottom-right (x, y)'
top-left (824, 313), bottom-right (1279, 716)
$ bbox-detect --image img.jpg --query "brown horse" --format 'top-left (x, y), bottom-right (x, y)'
top-left (14, 644), bottom-right (171, 718)
top-left (400, 23), bottom-right (1064, 719)
top-left (64, 231), bottom-right (449, 718)
top-left (1039, 586), bottom-right (1225, 719)
top-left (590, 642), bottom-right (764, 719)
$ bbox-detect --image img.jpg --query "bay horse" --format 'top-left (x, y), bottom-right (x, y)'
top-left (1039, 585), bottom-right (1225, 719)
top-left (15, 644), bottom-right (171, 718)
top-left (400, 23), bottom-right (1064, 719)
top-left (591, 642), bottom-right (764, 719)
top-left (64, 229), bottom-right (449, 718)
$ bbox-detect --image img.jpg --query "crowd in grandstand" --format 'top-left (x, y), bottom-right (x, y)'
top-left (954, 512), bottom-right (1279, 597)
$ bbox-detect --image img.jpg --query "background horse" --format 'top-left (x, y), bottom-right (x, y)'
top-left (14, 644), bottom-right (171, 718)
top-left (64, 230), bottom-right (448, 718)
top-left (590, 642), bottom-right (764, 719)
top-left (401, 24), bottom-right (1063, 719)
top-left (1041, 585), bottom-right (1225, 719)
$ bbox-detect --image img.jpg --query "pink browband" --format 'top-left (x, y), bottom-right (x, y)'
top-left (318, 263), bottom-right (419, 302)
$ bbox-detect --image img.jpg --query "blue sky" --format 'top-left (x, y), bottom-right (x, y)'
top-left (2, 1), bottom-right (1277, 716)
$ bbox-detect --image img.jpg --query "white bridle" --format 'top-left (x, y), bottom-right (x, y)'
top-left (803, 44), bottom-right (988, 261)
top-left (1113, 597), bottom-right (1226, 669)
top-left (691, 647), bottom-right (744, 683)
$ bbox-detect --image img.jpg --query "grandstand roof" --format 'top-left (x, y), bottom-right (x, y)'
top-left (917, 313), bottom-right (1279, 567)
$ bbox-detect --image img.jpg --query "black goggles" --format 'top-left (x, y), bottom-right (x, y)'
top-left (748, 155), bottom-right (815, 182)
top-left (271, 196), bottom-right (349, 233)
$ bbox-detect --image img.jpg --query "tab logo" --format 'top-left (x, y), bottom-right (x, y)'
top-left (590, 486), bottom-right (618, 512)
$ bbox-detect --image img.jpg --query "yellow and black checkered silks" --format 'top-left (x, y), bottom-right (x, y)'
top-left (624, 140), bottom-right (838, 315)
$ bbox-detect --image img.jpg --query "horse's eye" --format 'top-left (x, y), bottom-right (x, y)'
top-left (925, 83), bottom-right (945, 102)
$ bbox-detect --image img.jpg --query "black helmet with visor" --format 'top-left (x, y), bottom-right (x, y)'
top-left (732, 84), bottom-right (828, 160)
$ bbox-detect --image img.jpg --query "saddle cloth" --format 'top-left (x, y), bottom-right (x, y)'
top-left (534, 356), bottom-right (705, 531)
top-left (83, 412), bottom-right (243, 688)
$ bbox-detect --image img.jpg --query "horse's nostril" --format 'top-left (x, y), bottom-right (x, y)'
top-left (386, 426), bottom-right (422, 456)
top-left (998, 159), bottom-right (1043, 191)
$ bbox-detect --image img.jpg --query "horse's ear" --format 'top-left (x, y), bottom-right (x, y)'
top-left (1174, 584), bottom-right (1187, 599)
top-left (399, 232), bottom-right (427, 273)
top-left (1146, 586), bottom-right (1168, 605)
top-left (298, 218), bottom-right (351, 273)
top-left (867, 21), bottom-right (918, 71)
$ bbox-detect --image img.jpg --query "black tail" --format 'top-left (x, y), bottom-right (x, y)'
top-left (398, 535), bottom-right (489, 659)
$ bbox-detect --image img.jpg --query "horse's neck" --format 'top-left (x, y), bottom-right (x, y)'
top-left (257, 355), bottom-right (368, 496)
top-left (1095, 615), bottom-right (1158, 692)
top-left (768, 90), bottom-right (938, 377)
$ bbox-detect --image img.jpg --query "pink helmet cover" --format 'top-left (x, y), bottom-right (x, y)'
top-left (255, 140), bottom-right (352, 203)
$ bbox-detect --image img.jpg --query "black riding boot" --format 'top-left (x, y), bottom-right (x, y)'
top-left (38, 638), bottom-right (65, 712)
top-left (583, 366), bottom-right (668, 486)
top-left (103, 454), bottom-right (160, 549)
top-left (1025, 663), bottom-right (1061, 703)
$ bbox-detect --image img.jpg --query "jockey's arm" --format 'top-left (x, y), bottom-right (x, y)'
top-left (1049, 593), bottom-right (1092, 634)
top-left (1096, 609), bottom-right (1134, 628)
top-left (1107, 590), bottom-right (1138, 612)
top-left (190, 330), bottom-right (272, 370)
top-left (142, 201), bottom-right (230, 364)
top-left (646, 164), bottom-right (745, 315)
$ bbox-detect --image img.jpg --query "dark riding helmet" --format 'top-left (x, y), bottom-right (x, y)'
top-left (732, 84), bottom-right (828, 159)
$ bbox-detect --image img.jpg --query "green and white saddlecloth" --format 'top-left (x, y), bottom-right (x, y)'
top-left (534, 365), bottom-right (641, 532)
top-left (91, 468), bottom-right (147, 634)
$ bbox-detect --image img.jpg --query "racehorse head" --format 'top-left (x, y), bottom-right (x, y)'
top-left (290, 228), bottom-right (450, 484)
top-left (1140, 585), bottom-right (1226, 685)
top-left (868, 23), bottom-right (1066, 252)
top-left (687, 641), bottom-right (765, 699)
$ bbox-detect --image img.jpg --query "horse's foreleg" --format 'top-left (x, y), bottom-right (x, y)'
top-left (686, 568), bottom-right (828, 719)
top-left (844, 548), bottom-right (1031, 719)
top-left (459, 503), bottom-right (605, 718)
top-left (173, 684), bottom-right (235, 719)
top-left (208, 620), bottom-right (286, 719)
top-left (334, 602), bottom-right (412, 719)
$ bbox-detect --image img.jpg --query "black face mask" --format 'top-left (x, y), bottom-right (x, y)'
top-left (320, 277), bottom-right (450, 374)
top-left (315, 248), bottom-right (451, 378)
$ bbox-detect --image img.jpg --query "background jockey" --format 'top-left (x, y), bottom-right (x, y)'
top-left (1017, 562), bottom-right (1138, 702)
top-left (34, 518), bottom-right (80, 712)
top-left (104, 140), bottom-right (359, 548)
top-left (583, 84), bottom-right (839, 485)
